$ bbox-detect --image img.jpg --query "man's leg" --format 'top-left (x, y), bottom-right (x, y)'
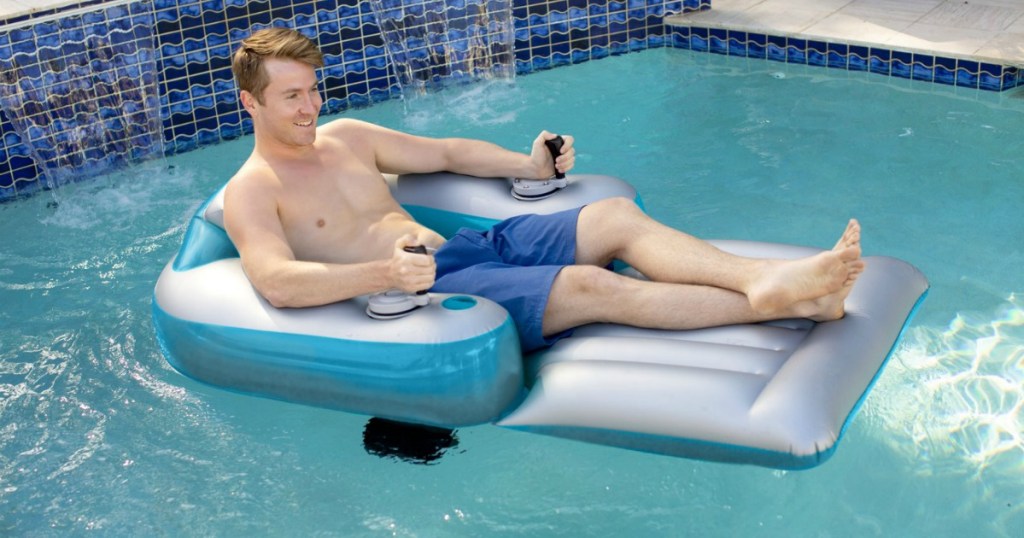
top-left (541, 264), bottom-right (849, 337)
top-left (571, 197), bottom-right (864, 315)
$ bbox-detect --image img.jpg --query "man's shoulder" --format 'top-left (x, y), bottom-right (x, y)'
top-left (232, 151), bottom-right (283, 182)
top-left (319, 117), bottom-right (376, 140)
top-left (225, 160), bottom-right (280, 205)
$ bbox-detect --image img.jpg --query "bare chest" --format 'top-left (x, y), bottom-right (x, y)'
top-left (275, 161), bottom-right (409, 263)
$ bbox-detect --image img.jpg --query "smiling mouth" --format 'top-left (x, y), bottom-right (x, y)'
top-left (294, 120), bottom-right (314, 127)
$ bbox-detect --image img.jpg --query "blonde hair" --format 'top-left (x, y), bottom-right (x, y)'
top-left (232, 28), bottom-right (324, 104)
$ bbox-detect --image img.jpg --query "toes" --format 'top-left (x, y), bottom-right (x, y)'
top-left (834, 219), bottom-right (861, 250)
top-left (835, 245), bottom-right (861, 263)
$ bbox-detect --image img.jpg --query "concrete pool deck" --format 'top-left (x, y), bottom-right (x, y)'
top-left (0, 0), bottom-right (70, 21)
top-left (666, 0), bottom-right (1024, 66)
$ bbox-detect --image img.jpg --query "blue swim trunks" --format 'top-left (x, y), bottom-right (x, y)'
top-left (431, 207), bottom-right (582, 353)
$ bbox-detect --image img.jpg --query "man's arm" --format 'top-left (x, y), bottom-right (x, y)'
top-left (322, 119), bottom-right (575, 179)
top-left (223, 173), bottom-right (434, 308)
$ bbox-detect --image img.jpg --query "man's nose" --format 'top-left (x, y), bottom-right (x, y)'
top-left (301, 92), bottom-right (321, 113)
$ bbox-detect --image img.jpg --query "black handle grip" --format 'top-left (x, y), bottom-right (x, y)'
top-left (403, 245), bottom-right (429, 295)
top-left (544, 135), bottom-right (565, 180)
top-left (403, 245), bottom-right (428, 255)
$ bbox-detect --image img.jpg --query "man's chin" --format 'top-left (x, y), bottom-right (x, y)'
top-left (291, 130), bottom-right (317, 145)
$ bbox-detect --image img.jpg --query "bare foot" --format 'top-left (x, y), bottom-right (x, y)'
top-left (817, 218), bottom-right (865, 319)
top-left (795, 262), bottom-right (866, 321)
top-left (834, 218), bottom-right (861, 253)
top-left (747, 220), bottom-right (865, 315)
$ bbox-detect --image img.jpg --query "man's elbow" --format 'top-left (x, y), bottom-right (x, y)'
top-left (259, 287), bottom-right (291, 309)
top-left (253, 279), bottom-right (302, 309)
top-left (241, 262), bottom-right (303, 308)
top-left (263, 290), bottom-right (296, 309)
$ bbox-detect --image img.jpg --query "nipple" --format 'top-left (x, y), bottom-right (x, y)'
top-left (316, 218), bottom-right (325, 228)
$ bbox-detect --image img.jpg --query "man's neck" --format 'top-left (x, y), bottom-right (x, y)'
top-left (252, 132), bottom-right (318, 164)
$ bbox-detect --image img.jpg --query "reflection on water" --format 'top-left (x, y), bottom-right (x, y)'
top-left (867, 294), bottom-right (1024, 478)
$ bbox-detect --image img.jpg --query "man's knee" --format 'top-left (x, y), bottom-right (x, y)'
top-left (588, 196), bottom-right (648, 237)
top-left (547, 265), bottom-right (632, 329)
top-left (576, 197), bottom-right (647, 264)
top-left (555, 265), bottom-right (631, 298)
top-left (591, 196), bottom-right (641, 217)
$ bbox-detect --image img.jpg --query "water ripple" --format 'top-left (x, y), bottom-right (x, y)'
top-left (866, 293), bottom-right (1024, 478)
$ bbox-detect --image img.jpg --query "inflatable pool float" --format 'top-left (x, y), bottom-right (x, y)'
top-left (153, 171), bottom-right (928, 469)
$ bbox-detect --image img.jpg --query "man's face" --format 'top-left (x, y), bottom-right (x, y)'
top-left (244, 58), bottom-right (323, 148)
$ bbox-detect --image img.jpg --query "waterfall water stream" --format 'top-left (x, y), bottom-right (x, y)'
top-left (0, 1), bottom-right (163, 195)
top-left (369, 0), bottom-right (515, 95)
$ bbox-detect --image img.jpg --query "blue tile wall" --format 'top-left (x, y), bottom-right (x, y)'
top-left (1, 0), bottom-right (698, 200)
top-left (0, 109), bottom-right (41, 200)
top-left (668, 25), bottom-right (1024, 93)
top-left (0, 1), bottom-right (163, 194)
top-left (3, 0), bottom-right (1022, 201)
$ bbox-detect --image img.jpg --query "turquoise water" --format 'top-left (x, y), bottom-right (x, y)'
top-left (2, 48), bottom-right (1023, 535)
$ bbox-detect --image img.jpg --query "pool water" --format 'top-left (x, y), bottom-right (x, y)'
top-left (2, 48), bottom-right (1022, 535)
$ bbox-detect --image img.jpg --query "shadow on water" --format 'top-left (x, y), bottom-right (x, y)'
top-left (362, 418), bottom-right (461, 465)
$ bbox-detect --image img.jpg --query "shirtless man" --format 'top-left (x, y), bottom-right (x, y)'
top-left (224, 28), bottom-right (865, 352)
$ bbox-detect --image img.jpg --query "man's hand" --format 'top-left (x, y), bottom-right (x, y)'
top-left (388, 235), bottom-right (436, 293)
top-left (530, 131), bottom-right (575, 179)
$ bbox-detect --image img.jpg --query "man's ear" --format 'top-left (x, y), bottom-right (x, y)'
top-left (240, 90), bottom-right (258, 116)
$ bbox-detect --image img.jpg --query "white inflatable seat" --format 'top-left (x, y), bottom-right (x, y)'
top-left (498, 242), bottom-right (927, 468)
top-left (155, 172), bottom-right (927, 469)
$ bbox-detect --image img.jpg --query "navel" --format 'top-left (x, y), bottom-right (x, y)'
top-left (316, 218), bottom-right (326, 228)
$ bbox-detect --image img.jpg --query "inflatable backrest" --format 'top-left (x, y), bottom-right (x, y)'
top-left (172, 187), bottom-right (238, 271)
top-left (204, 188), bottom-right (226, 227)
top-left (389, 172), bottom-right (642, 237)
